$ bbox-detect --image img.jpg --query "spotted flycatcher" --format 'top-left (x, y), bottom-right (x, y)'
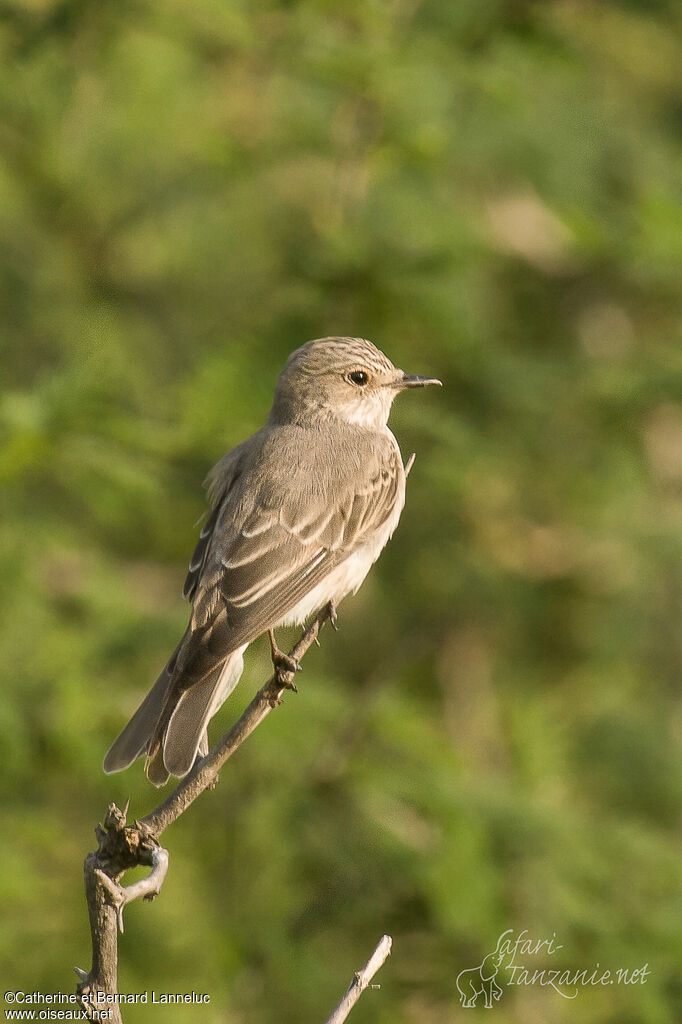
top-left (104, 337), bottom-right (441, 784)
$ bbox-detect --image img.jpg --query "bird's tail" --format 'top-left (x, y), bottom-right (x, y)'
top-left (102, 655), bottom-right (177, 777)
top-left (147, 646), bottom-right (246, 786)
top-left (103, 641), bottom-right (246, 787)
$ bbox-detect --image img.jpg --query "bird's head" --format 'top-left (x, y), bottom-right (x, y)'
top-left (269, 336), bottom-right (441, 430)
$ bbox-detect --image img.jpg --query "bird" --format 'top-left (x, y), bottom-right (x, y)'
top-left (103, 336), bottom-right (441, 785)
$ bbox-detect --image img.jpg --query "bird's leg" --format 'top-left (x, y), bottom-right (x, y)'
top-left (327, 599), bottom-right (339, 630)
top-left (268, 629), bottom-right (302, 691)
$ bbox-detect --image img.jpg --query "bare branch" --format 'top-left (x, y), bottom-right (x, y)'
top-left (323, 935), bottom-right (393, 1024)
top-left (76, 802), bottom-right (164, 1022)
top-left (76, 852), bottom-right (123, 1024)
top-left (77, 605), bottom-right (334, 1017)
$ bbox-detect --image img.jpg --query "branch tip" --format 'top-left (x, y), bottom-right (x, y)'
top-left (323, 934), bottom-right (393, 1024)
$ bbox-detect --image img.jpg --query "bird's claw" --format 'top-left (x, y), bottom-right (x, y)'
top-left (268, 630), bottom-right (302, 691)
top-left (327, 601), bottom-right (339, 631)
top-left (277, 671), bottom-right (298, 693)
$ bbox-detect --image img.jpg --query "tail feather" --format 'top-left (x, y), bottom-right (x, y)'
top-left (146, 743), bottom-right (171, 787)
top-left (161, 647), bottom-right (245, 778)
top-left (197, 729), bottom-right (210, 759)
top-left (103, 665), bottom-right (173, 774)
top-left (104, 634), bottom-right (246, 786)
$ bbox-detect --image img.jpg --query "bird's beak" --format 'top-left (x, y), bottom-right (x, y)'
top-left (391, 372), bottom-right (443, 389)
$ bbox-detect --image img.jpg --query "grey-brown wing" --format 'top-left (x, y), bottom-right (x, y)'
top-left (174, 440), bottom-right (402, 690)
top-left (183, 445), bottom-right (245, 603)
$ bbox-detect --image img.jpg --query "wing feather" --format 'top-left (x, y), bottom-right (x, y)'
top-left (173, 427), bottom-right (403, 694)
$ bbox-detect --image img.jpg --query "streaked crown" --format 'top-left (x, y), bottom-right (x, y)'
top-left (283, 336), bottom-right (396, 378)
top-left (268, 336), bottom-right (440, 430)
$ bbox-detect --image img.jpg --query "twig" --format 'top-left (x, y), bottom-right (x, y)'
top-left (323, 935), bottom-right (393, 1024)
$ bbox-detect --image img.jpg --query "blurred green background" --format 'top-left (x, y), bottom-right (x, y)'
top-left (2, 0), bottom-right (682, 1021)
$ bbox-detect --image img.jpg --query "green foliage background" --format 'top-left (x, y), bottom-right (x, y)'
top-left (2, 1), bottom-right (682, 1021)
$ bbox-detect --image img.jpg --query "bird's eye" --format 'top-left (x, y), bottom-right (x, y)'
top-left (347, 370), bottom-right (369, 386)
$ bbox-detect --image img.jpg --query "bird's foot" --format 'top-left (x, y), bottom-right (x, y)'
top-left (327, 600), bottom-right (339, 631)
top-left (268, 630), bottom-right (302, 691)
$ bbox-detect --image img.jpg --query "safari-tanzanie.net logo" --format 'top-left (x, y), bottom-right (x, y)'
top-left (456, 929), bottom-right (650, 1009)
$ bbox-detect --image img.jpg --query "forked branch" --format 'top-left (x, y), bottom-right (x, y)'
top-left (77, 605), bottom-right (335, 1019)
